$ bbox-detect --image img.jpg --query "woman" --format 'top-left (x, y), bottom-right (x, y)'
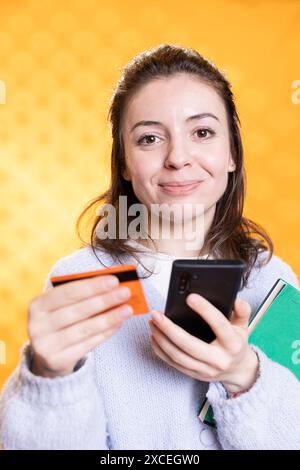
top-left (0, 44), bottom-right (299, 450)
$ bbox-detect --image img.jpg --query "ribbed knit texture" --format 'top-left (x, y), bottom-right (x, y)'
top-left (0, 246), bottom-right (299, 450)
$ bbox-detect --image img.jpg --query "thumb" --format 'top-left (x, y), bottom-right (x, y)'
top-left (230, 298), bottom-right (252, 328)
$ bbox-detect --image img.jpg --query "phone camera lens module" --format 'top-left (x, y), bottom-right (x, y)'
top-left (179, 272), bottom-right (189, 294)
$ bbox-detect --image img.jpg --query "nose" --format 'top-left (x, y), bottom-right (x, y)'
top-left (164, 139), bottom-right (192, 170)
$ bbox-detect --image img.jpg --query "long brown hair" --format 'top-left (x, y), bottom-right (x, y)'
top-left (76, 44), bottom-right (273, 287)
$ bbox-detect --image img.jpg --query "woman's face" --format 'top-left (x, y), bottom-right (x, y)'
top-left (121, 73), bottom-right (236, 224)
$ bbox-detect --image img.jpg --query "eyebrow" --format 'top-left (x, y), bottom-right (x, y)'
top-left (130, 113), bottom-right (220, 133)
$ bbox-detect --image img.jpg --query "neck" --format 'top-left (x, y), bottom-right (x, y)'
top-left (137, 205), bottom-right (215, 257)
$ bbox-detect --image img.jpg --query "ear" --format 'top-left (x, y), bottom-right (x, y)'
top-left (122, 166), bottom-right (131, 181)
top-left (228, 156), bottom-right (236, 172)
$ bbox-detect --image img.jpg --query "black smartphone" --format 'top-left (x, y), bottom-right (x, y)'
top-left (164, 259), bottom-right (244, 342)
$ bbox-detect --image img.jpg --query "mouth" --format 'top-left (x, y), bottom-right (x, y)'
top-left (158, 180), bottom-right (205, 195)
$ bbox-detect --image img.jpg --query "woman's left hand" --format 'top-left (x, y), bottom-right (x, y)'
top-left (149, 294), bottom-right (259, 394)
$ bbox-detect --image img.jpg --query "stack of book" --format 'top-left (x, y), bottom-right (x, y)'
top-left (198, 279), bottom-right (300, 426)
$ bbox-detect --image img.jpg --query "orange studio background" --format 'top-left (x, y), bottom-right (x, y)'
top-left (0, 0), bottom-right (299, 389)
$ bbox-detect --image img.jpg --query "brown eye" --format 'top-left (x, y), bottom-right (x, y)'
top-left (137, 134), bottom-right (159, 145)
top-left (196, 129), bottom-right (211, 138)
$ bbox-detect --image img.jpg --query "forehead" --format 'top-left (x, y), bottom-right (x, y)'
top-left (123, 73), bottom-right (227, 125)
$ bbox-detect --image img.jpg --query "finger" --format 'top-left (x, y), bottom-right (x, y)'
top-left (51, 323), bottom-right (123, 372)
top-left (150, 334), bottom-right (215, 381)
top-left (230, 298), bottom-right (252, 329)
top-left (149, 321), bottom-right (208, 372)
top-left (47, 303), bottom-right (133, 352)
top-left (49, 285), bottom-right (132, 331)
top-left (150, 310), bottom-right (215, 363)
top-left (33, 275), bottom-right (120, 312)
top-left (186, 294), bottom-right (235, 347)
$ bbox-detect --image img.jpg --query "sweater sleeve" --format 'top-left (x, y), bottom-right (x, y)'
top-left (0, 343), bottom-right (109, 450)
top-left (206, 346), bottom-right (300, 450)
top-left (0, 258), bottom-right (109, 450)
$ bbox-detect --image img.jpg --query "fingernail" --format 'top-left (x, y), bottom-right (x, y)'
top-left (106, 276), bottom-right (119, 288)
top-left (119, 305), bottom-right (134, 318)
top-left (151, 310), bottom-right (163, 324)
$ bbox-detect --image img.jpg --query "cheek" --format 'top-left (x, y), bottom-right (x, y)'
top-left (129, 165), bottom-right (152, 188)
top-left (126, 156), bottom-right (159, 203)
top-left (213, 161), bottom-right (230, 186)
top-left (126, 152), bottom-right (160, 184)
top-left (209, 163), bottom-right (230, 198)
top-left (199, 141), bottom-right (231, 179)
top-left (198, 148), bottom-right (231, 197)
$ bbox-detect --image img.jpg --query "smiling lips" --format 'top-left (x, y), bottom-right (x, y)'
top-left (158, 180), bottom-right (204, 194)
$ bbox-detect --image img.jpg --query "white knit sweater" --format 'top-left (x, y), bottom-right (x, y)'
top-left (0, 246), bottom-right (299, 450)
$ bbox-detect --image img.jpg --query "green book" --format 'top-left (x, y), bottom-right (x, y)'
top-left (198, 278), bottom-right (300, 427)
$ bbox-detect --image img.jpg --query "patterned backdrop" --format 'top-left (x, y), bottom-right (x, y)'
top-left (0, 0), bottom-right (299, 389)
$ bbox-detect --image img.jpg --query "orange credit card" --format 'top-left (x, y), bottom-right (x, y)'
top-left (50, 264), bottom-right (149, 315)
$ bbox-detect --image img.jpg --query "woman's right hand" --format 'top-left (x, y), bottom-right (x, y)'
top-left (28, 275), bottom-right (133, 378)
